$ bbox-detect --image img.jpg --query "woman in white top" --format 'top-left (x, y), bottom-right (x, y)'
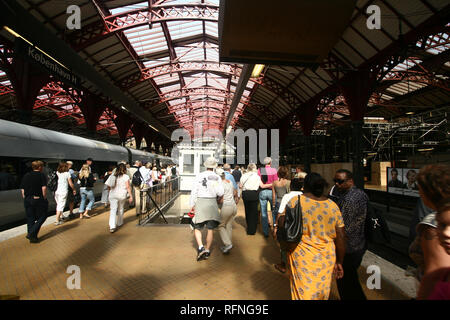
top-left (216, 168), bottom-right (239, 254)
top-left (239, 163), bottom-right (271, 235)
top-left (151, 167), bottom-right (160, 185)
top-left (107, 163), bottom-right (133, 233)
top-left (55, 162), bottom-right (76, 225)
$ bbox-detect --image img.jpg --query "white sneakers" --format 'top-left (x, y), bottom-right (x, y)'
top-left (221, 244), bottom-right (233, 254)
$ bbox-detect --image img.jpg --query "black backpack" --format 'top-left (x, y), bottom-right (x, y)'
top-left (365, 203), bottom-right (391, 244)
top-left (47, 171), bottom-right (58, 192)
top-left (132, 170), bottom-right (143, 187)
top-left (171, 166), bottom-right (177, 176)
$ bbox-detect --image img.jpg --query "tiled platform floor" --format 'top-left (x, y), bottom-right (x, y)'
top-left (0, 199), bottom-right (411, 300)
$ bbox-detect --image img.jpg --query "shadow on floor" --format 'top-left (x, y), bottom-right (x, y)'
top-left (250, 270), bottom-right (290, 300)
top-left (109, 273), bottom-right (164, 300)
top-left (39, 221), bottom-right (80, 242)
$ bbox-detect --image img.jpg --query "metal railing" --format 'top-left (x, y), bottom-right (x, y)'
top-left (138, 176), bottom-right (180, 225)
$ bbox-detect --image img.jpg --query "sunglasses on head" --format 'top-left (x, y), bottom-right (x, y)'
top-left (334, 178), bottom-right (347, 185)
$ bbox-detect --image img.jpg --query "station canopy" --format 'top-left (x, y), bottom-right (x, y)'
top-left (0, 0), bottom-right (448, 142)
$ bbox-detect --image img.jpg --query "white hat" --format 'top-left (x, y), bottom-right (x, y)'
top-left (203, 156), bottom-right (218, 169)
top-left (215, 168), bottom-right (224, 176)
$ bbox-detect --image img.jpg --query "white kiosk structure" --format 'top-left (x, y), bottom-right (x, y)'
top-left (176, 140), bottom-right (235, 191)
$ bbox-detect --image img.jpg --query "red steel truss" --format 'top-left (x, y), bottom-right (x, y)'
top-left (70, 4), bottom-right (219, 51)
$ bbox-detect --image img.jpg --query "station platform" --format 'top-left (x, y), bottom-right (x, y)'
top-left (0, 197), bottom-right (418, 300)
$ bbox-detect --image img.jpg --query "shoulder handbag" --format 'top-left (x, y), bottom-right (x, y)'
top-left (104, 174), bottom-right (117, 188)
top-left (276, 195), bottom-right (303, 252)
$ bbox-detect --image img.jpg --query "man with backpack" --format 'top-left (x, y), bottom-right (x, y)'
top-left (130, 160), bottom-right (143, 215)
top-left (257, 157), bottom-right (278, 238)
top-left (330, 169), bottom-right (368, 300)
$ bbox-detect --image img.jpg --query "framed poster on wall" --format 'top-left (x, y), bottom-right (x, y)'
top-left (386, 168), bottom-right (420, 197)
top-left (387, 168), bottom-right (404, 195)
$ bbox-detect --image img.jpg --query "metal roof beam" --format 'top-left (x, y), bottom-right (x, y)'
top-left (0, 0), bottom-right (171, 137)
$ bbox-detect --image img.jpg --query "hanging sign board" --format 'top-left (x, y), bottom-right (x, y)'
top-left (14, 38), bottom-right (81, 88)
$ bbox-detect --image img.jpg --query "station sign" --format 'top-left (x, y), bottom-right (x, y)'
top-left (14, 38), bottom-right (81, 88)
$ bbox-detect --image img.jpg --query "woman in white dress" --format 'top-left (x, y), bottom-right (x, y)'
top-left (107, 163), bottom-right (133, 233)
top-left (55, 162), bottom-right (76, 225)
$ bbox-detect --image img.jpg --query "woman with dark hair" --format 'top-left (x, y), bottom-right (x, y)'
top-left (273, 177), bottom-right (303, 274)
top-left (282, 172), bottom-right (346, 300)
top-left (412, 164), bottom-right (450, 299)
top-left (108, 163), bottom-right (133, 233)
top-left (55, 162), bottom-right (76, 225)
top-left (271, 166), bottom-right (290, 229)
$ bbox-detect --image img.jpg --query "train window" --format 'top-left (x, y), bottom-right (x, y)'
top-left (0, 157), bottom-right (20, 191)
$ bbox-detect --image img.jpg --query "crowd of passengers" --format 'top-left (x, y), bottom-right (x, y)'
top-left (189, 156), bottom-right (450, 300)
top-left (20, 159), bottom-right (179, 237)
top-left (19, 155), bottom-right (450, 300)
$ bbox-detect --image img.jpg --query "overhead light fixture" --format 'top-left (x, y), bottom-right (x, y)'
top-left (418, 148), bottom-right (434, 152)
top-left (3, 26), bottom-right (68, 69)
top-left (364, 117), bottom-right (384, 120)
top-left (406, 112), bottom-right (415, 115)
top-left (148, 124), bottom-right (159, 132)
top-left (121, 106), bottom-right (127, 111)
top-left (367, 152), bottom-right (377, 156)
top-left (251, 64), bottom-right (265, 78)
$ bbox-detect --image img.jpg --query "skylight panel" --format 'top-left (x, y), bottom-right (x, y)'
top-left (176, 46), bottom-right (204, 61)
top-left (205, 21), bottom-right (218, 37)
top-left (109, 1), bottom-right (147, 15)
top-left (124, 24), bottom-right (168, 56)
top-left (184, 76), bottom-right (207, 88)
top-left (143, 58), bottom-right (170, 68)
top-left (160, 83), bottom-right (181, 94)
top-left (205, 48), bottom-right (218, 61)
top-left (154, 73), bottom-right (180, 86)
top-left (168, 21), bottom-right (203, 40)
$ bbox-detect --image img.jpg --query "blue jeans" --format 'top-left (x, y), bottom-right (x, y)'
top-left (79, 188), bottom-right (95, 212)
top-left (259, 189), bottom-right (273, 236)
top-left (273, 202), bottom-right (281, 227)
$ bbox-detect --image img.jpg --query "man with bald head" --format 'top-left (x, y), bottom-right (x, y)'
top-left (223, 163), bottom-right (238, 194)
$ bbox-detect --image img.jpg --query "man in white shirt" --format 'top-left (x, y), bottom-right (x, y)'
top-left (190, 157), bottom-right (224, 261)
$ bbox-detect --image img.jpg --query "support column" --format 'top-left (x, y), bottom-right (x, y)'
top-left (78, 92), bottom-right (106, 138)
top-left (340, 69), bottom-right (378, 189)
top-left (7, 57), bottom-right (50, 124)
top-left (297, 99), bottom-right (318, 174)
top-left (113, 110), bottom-right (133, 144)
top-left (131, 122), bottom-right (147, 150)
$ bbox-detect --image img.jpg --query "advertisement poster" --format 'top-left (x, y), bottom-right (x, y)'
top-left (387, 168), bottom-right (420, 197)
